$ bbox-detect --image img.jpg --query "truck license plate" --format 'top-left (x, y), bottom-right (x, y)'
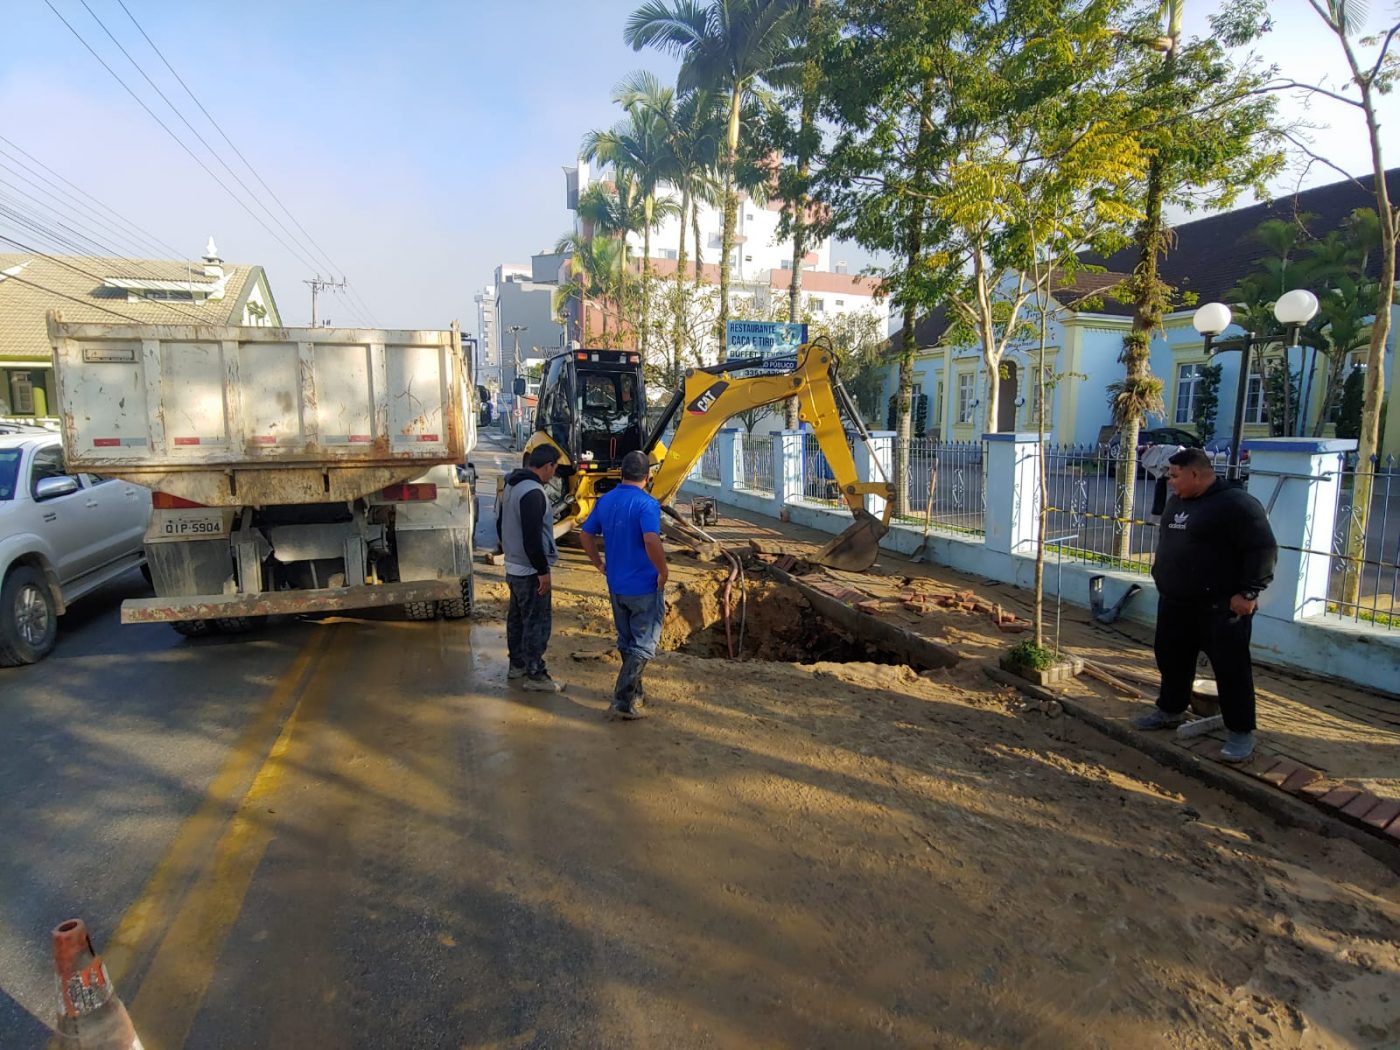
top-left (158, 510), bottom-right (229, 539)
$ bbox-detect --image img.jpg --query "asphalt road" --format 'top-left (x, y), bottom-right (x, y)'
top-left (0, 443), bottom-right (516, 1049)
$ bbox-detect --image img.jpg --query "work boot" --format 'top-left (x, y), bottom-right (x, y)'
top-left (1218, 731), bottom-right (1256, 763)
top-left (522, 672), bottom-right (564, 693)
top-left (1131, 706), bottom-right (1185, 731)
top-left (507, 664), bottom-right (528, 680)
top-left (607, 699), bottom-right (646, 720)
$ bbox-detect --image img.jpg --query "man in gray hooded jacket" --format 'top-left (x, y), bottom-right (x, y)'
top-left (497, 445), bottom-right (564, 692)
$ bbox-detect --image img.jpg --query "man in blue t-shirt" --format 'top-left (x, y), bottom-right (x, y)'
top-left (579, 450), bottom-right (669, 720)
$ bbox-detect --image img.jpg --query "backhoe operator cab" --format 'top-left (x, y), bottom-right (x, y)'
top-left (516, 349), bottom-right (647, 531)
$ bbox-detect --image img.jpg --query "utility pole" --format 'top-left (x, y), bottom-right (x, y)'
top-left (507, 324), bottom-right (528, 433)
top-left (304, 275), bottom-right (347, 327)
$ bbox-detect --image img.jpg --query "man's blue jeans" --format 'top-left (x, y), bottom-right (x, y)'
top-left (610, 588), bottom-right (664, 705)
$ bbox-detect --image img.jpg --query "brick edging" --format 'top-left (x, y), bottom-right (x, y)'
top-left (983, 665), bottom-right (1400, 874)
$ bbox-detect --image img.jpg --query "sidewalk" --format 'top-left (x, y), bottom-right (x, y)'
top-left (678, 498), bottom-right (1400, 842)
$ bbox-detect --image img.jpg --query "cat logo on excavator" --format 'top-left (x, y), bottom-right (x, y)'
top-left (686, 380), bottom-right (728, 415)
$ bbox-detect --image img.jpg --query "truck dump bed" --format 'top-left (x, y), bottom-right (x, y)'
top-left (48, 315), bottom-right (471, 506)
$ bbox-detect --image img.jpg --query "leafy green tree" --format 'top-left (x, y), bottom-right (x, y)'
top-left (815, 0), bottom-right (970, 514)
top-left (1108, 0), bottom-right (1282, 559)
top-left (583, 79), bottom-right (683, 362)
top-left (1287, 1), bottom-right (1399, 609)
top-left (627, 0), bottom-right (804, 360)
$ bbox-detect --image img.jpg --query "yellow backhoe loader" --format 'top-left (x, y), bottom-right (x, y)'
top-left (515, 340), bottom-right (893, 571)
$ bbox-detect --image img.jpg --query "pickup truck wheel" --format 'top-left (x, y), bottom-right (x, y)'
top-left (439, 577), bottom-right (472, 620)
top-left (214, 617), bottom-right (256, 633)
top-left (171, 619), bottom-right (213, 638)
top-left (0, 566), bottom-right (58, 666)
top-left (404, 600), bottom-right (439, 621)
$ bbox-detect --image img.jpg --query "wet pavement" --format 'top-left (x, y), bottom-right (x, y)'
top-left (0, 438), bottom-right (1397, 1049)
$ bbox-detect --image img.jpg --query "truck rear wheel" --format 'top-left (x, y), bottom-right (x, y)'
top-left (439, 577), bottom-right (473, 620)
top-left (404, 600), bottom-right (438, 621)
top-left (171, 619), bottom-right (213, 638)
top-left (214, 617), bottom-right (256, 633)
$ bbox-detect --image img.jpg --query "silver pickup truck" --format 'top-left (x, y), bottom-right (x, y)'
top-left (0, 429), bottom-right (149, 664)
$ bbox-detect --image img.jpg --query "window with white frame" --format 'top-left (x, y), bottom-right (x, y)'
top-left (1244, 364), bottom-right (1267, 425)
top-left (956, 372), bottom-right (975, 424)
top-left (933, 381), bottom-right (944, 427)
top-left (810, 297), bottom-right (824, 313)
top-left (659, 248), bottom-right (678, 260)
top-left (1174, 362), bottom-right (1205, 425)
top-left (834, 299), bottom-right (845, 307)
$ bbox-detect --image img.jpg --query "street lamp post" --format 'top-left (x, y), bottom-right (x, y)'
top-left (1191, 289), bottom-right (1319, 482)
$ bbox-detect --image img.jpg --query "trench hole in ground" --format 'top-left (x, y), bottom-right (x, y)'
top-left (662, 573), bottom-right (931, 671)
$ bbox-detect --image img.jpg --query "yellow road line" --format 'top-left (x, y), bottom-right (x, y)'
top-left (125, 622), bottom-right (348, 1050)
top-left (96, 627), bottom-right (333, 992)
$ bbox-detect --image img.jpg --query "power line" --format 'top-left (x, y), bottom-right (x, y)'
top-left (0, 134), bottom-right (184, 258)
top-left (71, 0), bottom-right (352, 303)
top-left (111, 0), bottom-right (379, 327)
top-left (0, 230), bottom-right (235, 325)
top-left (42, 0), bottom-right (334, 285)
top-left (0, 167), bottom-right (157, 262)
top-left (0, 150), bottom-right (172, 261)
top-left (0, 182), bottom-right (216, 311)
top-left (0, 269), bottom-right (147, 324)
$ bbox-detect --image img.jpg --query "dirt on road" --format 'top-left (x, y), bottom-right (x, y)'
top-left (472, 544), bottom-right (1400, 1049)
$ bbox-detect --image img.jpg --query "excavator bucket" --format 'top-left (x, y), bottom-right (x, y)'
top-left (812, 508), bottom-right (889, 572)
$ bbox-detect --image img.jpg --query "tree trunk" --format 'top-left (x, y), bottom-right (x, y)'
top-left (717, 85), bottom-right (743, 363)
top-left (693, 197), bottom-right (703, 288)
top-left (976, 256), bottom-right (1002, 436)
top-left (1114, 12), bottom-right (1178, 561)
top-left (893, 78), bottom-right (935, 519)
top-left (785, 65), bottom-right (819, 431)
top-left (1342, 75), bottom-right (1395, 609)
top-left (641, 199), bottom-right (653, 364)
top-left (675, 184), bottom-right (690, 386)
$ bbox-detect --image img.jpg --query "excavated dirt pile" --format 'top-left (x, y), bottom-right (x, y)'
top-left (660, 570), bottom-right (929, 669)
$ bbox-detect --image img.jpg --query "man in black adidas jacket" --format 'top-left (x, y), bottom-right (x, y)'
top-left (1132, 448), bottom-right (1277, 763)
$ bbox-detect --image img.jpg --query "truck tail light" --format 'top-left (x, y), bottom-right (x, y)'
top-left (152, 492), bottom-right (206, 509)
top-left (380, 483), bottom-right (438, 502)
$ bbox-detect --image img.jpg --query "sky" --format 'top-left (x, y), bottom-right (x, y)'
top-left (2, 1), bottom-right (1397, 333)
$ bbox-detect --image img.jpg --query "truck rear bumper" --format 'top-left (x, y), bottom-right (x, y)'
top-left (121, 579), bottom-right (461, 623)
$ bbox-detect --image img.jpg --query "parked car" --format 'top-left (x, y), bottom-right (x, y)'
top-left (0, 434), bottom-right (150, 665)
top-left (1106, 426), bottom-right (1203, 478)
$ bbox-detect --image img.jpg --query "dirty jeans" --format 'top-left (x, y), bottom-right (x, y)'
top-left (507, 574), bottom-right (552, 677)
top-left (610, 588), bottom-right (664, 706)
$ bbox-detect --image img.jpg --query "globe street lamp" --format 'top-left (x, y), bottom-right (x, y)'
top-left (1191, 289), bottom-right (1319, 480)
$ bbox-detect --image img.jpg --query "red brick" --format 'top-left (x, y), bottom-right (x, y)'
top-left (1317, 787), bottom-right (1361, 810)
top-left (1257, 758), bottom-right (1298, 786)
top-left (1300, 779), bottom-right (1339, 799)
top-left (1386, 814), bottom-right (1400, 841)
top-left (1341, 792), bottom-right (1384, 819)
top-left (1361, 798), bottom-right (1400, 830)
top-left (1280, 767), bottom-right (1321, 794)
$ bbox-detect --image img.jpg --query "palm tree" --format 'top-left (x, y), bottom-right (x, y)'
top-left (626, 0), bottom-right (803, 361)
top-left (583, 80), bottom-right (682, 361)
top-left (555, 230), bottom-right (630, 343)
top-left (619, 76), bottom-right (726, 378)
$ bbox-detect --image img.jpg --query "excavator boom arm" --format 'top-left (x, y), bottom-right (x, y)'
top-left (648, 343), bottom-right (893, 516)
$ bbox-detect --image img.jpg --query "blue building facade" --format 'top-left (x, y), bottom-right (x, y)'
top-left (881, 170), bottom-right (1400, 456)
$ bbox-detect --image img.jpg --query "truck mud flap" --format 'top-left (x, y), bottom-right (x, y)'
top-left (121, 579), bottom-right (461, 623)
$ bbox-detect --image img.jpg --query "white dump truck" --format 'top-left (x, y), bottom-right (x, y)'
top-left (47, 313), bottom-right (477, 634)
